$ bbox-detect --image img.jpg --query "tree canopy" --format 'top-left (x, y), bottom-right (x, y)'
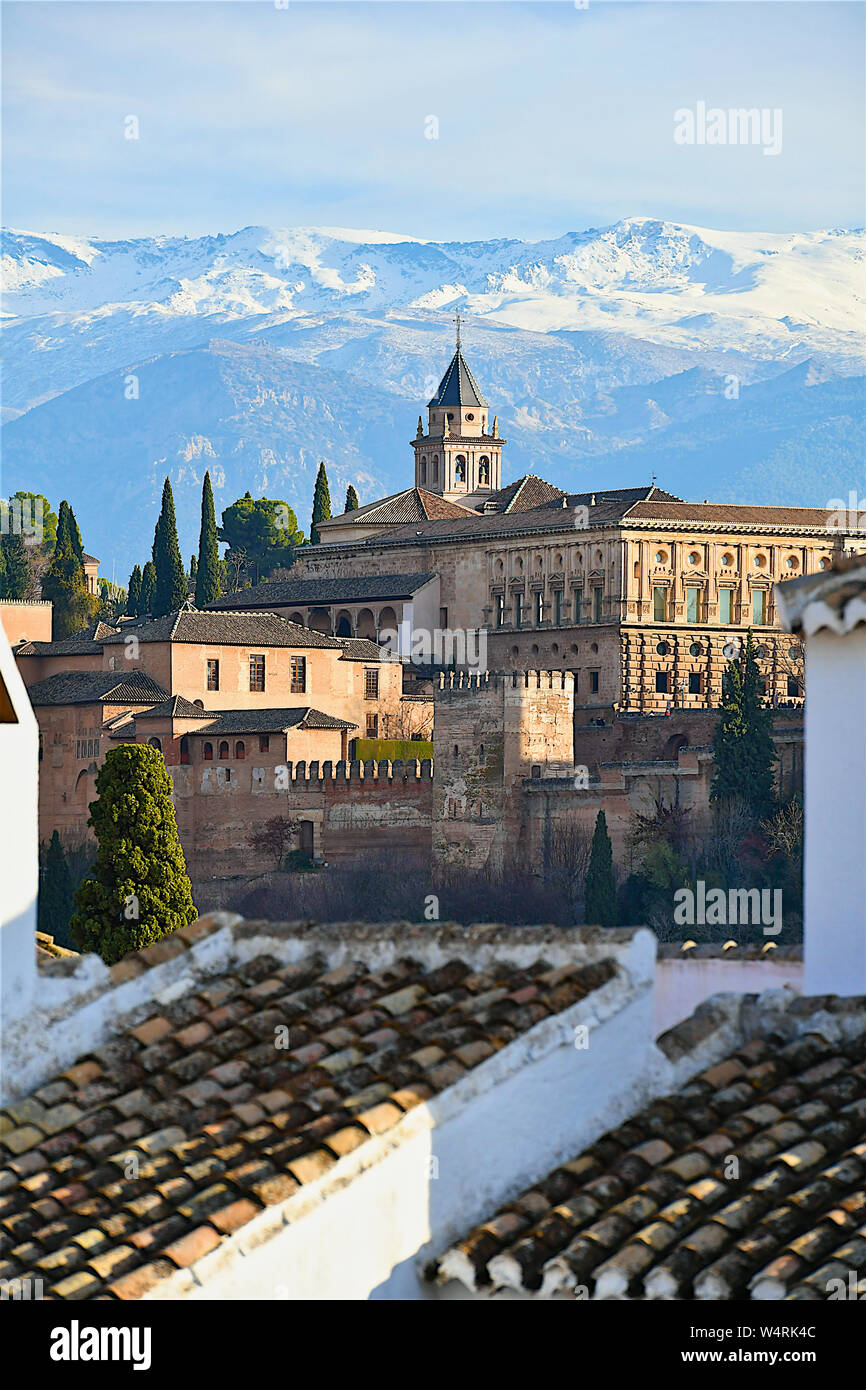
top-left (218, 492), bottom-right (304, 585)
top-left (70, 744), bottom-right (197, 964)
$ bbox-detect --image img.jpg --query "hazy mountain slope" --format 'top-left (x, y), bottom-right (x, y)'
top-left (2, 217), bottom-right (863, 574)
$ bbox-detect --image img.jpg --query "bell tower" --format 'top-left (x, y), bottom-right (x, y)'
top-left (412, 314), bottom-right (504, 505)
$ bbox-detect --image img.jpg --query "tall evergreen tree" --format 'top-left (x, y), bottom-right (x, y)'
top-left (70, 744), bottom-right (197, 965)
top-left (1, 533), bottom-right (29, 600)
top-left (584, 810), bottom-right (617, 926)
top-left (345, 484), bottom-right (360, 513)
top-left (56, 500), bottom-right (85, 566)
top-left (711, 630), bottom-right (777, 822)
top-left (127, 565), bottom-right (142, 616)
top-left (39, 831), bottom-right (74, 945)
top-left (41, 525), bottom-right (92, 639)
top-left (139, 560), bottom-right (157, 616)
top-left (0, 536), bottom-right (7, 599)
top-left (190, 554), bottom-right (197, 581)
top-left (310, 462), bottom-right (332, 545)
top-left (195, 471), bottom-right (221, 607)
top-left (151, 478), bottom-right (187, 617)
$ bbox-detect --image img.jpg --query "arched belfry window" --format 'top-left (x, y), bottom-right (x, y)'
top-left (455, 455), bottom-right (466, 483)
top-left (419, 458), bottom-right (427, 485)
top-left (478, 456), bottom-right (490, 485)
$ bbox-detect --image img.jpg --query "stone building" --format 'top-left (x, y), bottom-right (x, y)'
top-left (281, 335), bottom-right (866, 715)
top-left (15, 608), bottom-right (417, 862)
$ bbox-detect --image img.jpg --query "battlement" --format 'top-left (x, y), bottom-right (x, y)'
top-left (283, 758), bottom-right (434, 784)
top-left (435, 669), bottom-right (575, 694)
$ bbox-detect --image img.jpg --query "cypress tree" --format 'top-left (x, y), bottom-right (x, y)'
top-left (0, 537), bottom-right (7, 599)
top-left (139, 560), bottom-right (157, 615)
top-left (195, 471), bottom-right (221, 607)
top-left (127, 565), bottom-right (142, 616)
top-left (584, 810), bottom-right (617, 926)
top-left (1, 532), bottom-right (29, 600)
top-left (310, 462), bottom-right (332, 545)
top-left (39, 831), bottom-right (74, 945)
top-left (711, 630), bottom-right (777, 822)
top-left (151, 477), bottom-right (187, 617)
top-left (345, 484), bottom-right (360, 513)
top-left (69, 744), bottom-right (197, 965)
top-left (56, 500), bottom-right (84, 566)
top-left (190, 554), bottom-right (197, 581)
top-left (41, 531), bottom-right (91, 638)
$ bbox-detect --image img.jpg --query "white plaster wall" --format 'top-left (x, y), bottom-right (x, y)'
top-left (804, 627), bottom-right (866, 995)
top-left (0, 625), bottom-right (40, 1030)
top-left (654, 957), bottom-right (802, 1036)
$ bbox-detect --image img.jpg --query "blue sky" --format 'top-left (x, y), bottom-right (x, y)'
top-left (2, 0), bottom-right (863, 239)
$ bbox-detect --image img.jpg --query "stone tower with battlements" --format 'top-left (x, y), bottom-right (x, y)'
top-left (432, 669), bottom-right (574, 873)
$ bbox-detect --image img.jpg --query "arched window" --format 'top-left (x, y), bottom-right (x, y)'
top-left (455, 456), bottom-right (466, 483)
top-left (203, 742), bottom-right (214, 761)
top-left (478, 456), bottom-right (490, 484)
top-left (147, 736), bottom-right (161, 751)
top-left (193, 699), bottom-right (204, 709)
top-left (431, 456), bottom-right (438, 481)
top-left (180, 736), bottom-right (190, 765)
top-left (218, 740), bottom-right (229, 760)
top-left (419, 458), bottom-right (427, 485)
top-left (235, 740), bottom-right (246, 760)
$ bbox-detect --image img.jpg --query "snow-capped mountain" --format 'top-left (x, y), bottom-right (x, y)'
top-left (2, 218), bottom-right (864, 576)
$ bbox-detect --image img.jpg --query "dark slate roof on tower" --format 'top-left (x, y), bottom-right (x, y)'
top-left (428, 349), bottom-right (488, 409)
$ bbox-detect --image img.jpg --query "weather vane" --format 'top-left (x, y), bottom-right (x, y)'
top-left (455, 310), bottom-right (462, 350)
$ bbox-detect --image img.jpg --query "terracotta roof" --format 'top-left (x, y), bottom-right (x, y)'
top-left (428, 347), bottom-right (488, 408)
top-left (102, 611), bottom-right (343, 649)
top-left (776, 552), bottom-right (866, 636)
top-left (25, 672), bottom-right (169, 707)
top-left (624, 500), bottom-right (857, 531)
top-left (338, 638), bottom-right (389, 661)
top-left (133, 696), bottom-right (214, 722)
top-left (321, 489), bottom-right (474, 529)
top-left (0, 925), bottom-right (616, 1300)
top-left (205, 574), bottom-right (437, 608)
top-left (82, 553), bottom-right (99, 566)
top-left (492, 476), bottom-right (566, 513)
top-left (191, 707), bottom-right (357, 735)
top-left (432, 1002), bottom-right (866, 1300)
top-left (15, 621), bottom-right (120, 657)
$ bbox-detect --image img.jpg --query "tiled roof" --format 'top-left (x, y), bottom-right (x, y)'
top-left (0, 927), bottom-right (616, 1300)
top-left (338, 638), bottom-right (388, 661)
top-left (624, 500), bottom-right (854, 531)
top-left (776, 551), bottom-right (866, 636)
top-left (492, 476), bottom-right (566, 513)
top-left (428, 348), bottom-right (488, 408)
top-left (191, 707), bottom-right (357, 735)
top-left (102, 611), bottom-right (343, 649)
top-left (82, 553), bottom-right (99, 566)
top-left (432, 1006), bottom-right (866, 1300)
top-left (25, 672), bottom-right (169, 707)
top-left (15, 622), bottom-right (119, 657)
top-left (205, 574), bottom-right (437, 608)
top-left (321, 489), bottom-right (474, 528)
top-left (133, 696), bottom-right (214, 722)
